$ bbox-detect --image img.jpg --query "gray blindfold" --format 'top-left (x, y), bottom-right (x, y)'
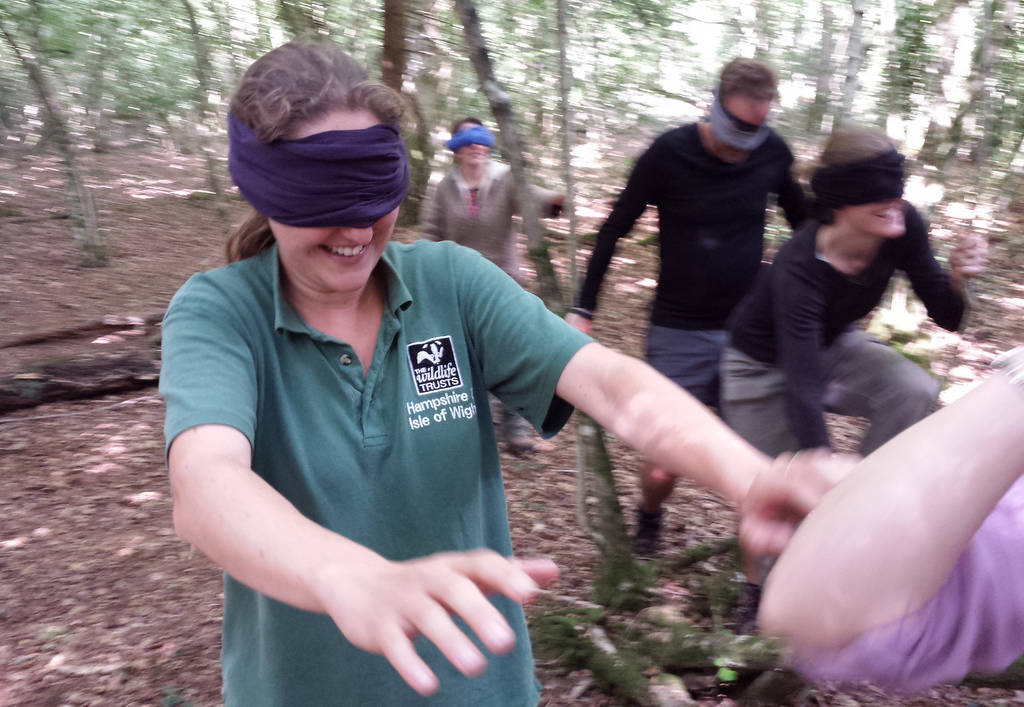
top-left (708, 93), bottom-right (770, 151)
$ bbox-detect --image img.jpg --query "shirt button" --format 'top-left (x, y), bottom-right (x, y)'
top-left (340, 354), bottom-right (353, 366)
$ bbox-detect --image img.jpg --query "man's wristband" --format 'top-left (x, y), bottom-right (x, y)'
top-left (569, 307), bottom-right (594, 321)
top-left (992, 346), bottom-right (1024, 392)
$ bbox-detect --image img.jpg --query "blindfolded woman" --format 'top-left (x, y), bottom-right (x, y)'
top-left (160, 40), bottom-right (796, 706)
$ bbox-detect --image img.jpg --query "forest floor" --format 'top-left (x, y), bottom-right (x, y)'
top-left (1, 145), bottom-right (1023, 707)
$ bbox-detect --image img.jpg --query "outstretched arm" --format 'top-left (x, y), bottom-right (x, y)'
top-left (169, 424), bottom-right (557, 697)
top-left (758, 348), bottom-right (1024, 651)
top-left (556, 342), bottom-right (770, 505)
top-left (573, 144), bottom-right (662, 324)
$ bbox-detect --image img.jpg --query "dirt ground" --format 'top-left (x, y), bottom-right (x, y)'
top-left (1, 147), bottom-right (1023, 706)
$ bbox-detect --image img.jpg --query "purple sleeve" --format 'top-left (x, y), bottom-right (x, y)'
top-left (794, 475), bottom-right (1024, 692)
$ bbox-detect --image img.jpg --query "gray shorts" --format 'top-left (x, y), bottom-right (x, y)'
top-left (644, 325), bottom-right (729, 407)
top-left (720, 330), bottom-right (940, 456)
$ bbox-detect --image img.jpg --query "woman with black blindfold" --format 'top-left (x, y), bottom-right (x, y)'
top-left (722, 124), bottom-right (987, 460)
top-left (159, 41), bottom-right (824, 706)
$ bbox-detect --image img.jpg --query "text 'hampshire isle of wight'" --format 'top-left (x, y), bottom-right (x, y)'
top-left (406, 390), bottom-right (477, 430)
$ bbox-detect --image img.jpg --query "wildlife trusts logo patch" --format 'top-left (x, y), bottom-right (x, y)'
top-left (407, 335), bottom-right (464, 395)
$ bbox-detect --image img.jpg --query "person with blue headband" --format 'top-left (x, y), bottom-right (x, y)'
top-left (567, 58), bottom-right (809, 561)
top-left (421, 117), bottom-right (564, 455)
top-left (159, 41), bottom-right (835, 706)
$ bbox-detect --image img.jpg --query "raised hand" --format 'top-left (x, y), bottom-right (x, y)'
top-left (310, 550), bottom-right (559, 697)
top-left (949, 232), bottom-right (988, 292)
top-left (740, 449), bottom-right (858, 558)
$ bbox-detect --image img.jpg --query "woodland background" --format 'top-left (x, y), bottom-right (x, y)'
top-left (1, 0), bottom-right (1023, 705)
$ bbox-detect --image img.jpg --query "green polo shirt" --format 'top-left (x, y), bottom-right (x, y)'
top-left (160, 240), bottom-right (590, 706)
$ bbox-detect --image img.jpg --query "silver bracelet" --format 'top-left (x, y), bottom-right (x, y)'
top-left (991, 346), bottom-right (1024, 391)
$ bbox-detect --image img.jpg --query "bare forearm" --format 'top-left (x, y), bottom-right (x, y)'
top-left (761, 371), bottom-right (1024, 648)
top-left (170, 440), bottom-right (384, 612)
top-left (559, 344), bottom-right (768, 505)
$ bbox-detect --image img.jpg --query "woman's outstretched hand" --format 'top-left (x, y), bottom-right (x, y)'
top-left (740, 449), bottom-right (858, 558)
top-left (310, 550), bottom-right (559, 697)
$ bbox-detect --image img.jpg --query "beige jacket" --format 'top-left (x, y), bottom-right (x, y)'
top-left (421, 162), bottom-right (558, 280)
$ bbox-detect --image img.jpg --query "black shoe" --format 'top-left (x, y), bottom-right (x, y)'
top-left (734, 582), bottom-right (763, 635)
top-left (633, 507), bottom-right (663, 559)
top-left (505, 435), bottom-right (535, 456)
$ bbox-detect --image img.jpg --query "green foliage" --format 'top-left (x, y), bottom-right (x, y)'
top-left (159, 686), bottom-right (193, 707)
top-left (529, 608), bottom-right (650, 702)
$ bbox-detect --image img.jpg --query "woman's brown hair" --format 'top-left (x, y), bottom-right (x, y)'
top-left (225, 41), bottom-right (406, 263)
top-left (815, 125), bottom-right (898, 223)
top-left (820, 125), bottom-right (895, 167)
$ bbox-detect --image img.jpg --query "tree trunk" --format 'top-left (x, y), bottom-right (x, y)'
top-left (0, 19), bottom-right (104, 265)
top-left (917, 0), bottom-right (967, 165)
top-left (555, 0), bottom-right (578, 292)
top-left (382, 0), bottom-right (407, 93)
top-left (839, 0), bottom-right (867, 126)
top-left (180, 0), bottom-right (228, 220)
top-left (206, 0), bottom-right (244, 91)
top-left (278, 0), bottom-right (328, 39)
top-left (941, 0), bottom-right (995, 168)
top-left (393, 0), bottom-right (441, 228)
top-left (971, 0), bottom-right (998, 164)
top-left (452, 0), bottom-right (564, 312)
top-left (807, 2), bottom-right (834, 133)
top-left (85, 14), bottom-right (114, 153)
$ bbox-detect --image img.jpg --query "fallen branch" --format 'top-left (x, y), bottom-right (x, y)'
top-left (0, 313), bottom-right (162, 349)
top-left (663, 537), bottom-right (739, 572)
top-left (0, 352), bottom-right (159, 414)
top-left (2, 212), bottom-right (70, 223)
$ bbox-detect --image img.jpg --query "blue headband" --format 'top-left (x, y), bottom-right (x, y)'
top-left (228, 113), bottom-right (409, 228)
top-left (708, 93), bottom-right (770, 151)
top-left (446, 125), bottom-right (495, 152)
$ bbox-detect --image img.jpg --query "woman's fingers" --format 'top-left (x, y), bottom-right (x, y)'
top-left (378, 620), bottom-right (440, 697)
top-left (515, 557), bottom-right (560, 590)
top-left (429, 570), bottom-right (517, 656)
top-left (406, 595), bottom-right (490, 676)
top-left (325, 551), bottom-right (561, 694)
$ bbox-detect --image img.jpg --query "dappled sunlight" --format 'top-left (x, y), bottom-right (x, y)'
top-left (995, 296), bottom-right (1024, 310)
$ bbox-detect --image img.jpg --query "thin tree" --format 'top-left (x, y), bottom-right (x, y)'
top-left (382, 0), bottom-right (438, 227)
top-left (839, 0), bottom-right (867, 125)
top-left (451, 0), bottom-right (563, 311)
top-left (179, 0), bottom-right (228, 220)
top-left (807, 2), bottom-right (835, 132)
top-left (0, 18), bottom-right (104, 264)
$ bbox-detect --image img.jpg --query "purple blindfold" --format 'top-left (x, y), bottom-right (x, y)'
top-left (228, 113), bottom-right (410, 228)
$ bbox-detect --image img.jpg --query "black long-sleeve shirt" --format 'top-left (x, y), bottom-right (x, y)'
top-left (577, 123), bottom-right (808, 329)
top-left (728, 203), bottom-right (965, 448)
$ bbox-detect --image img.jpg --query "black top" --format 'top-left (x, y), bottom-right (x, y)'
top-left (728, 203), bottom-right (965, 448)
top-left (576, 123), bottom-right (807, 329)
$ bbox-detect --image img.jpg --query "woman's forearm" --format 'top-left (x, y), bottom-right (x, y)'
top-left (760, 368), bottom-right (1024, 649)
top-left (169, 425), bottom-right (386, 613)
top-left (558, 343), bottom-right (769, 505)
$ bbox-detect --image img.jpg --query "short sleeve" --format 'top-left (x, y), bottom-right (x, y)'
top-left (448, 246), bottom-right (592, 436)
top-left (159, 274), bottom-right (260, 453)
top-left (794, 476), bottom-right (1024, 692)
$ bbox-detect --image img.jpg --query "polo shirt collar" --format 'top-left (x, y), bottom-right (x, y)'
top-left (265, 242), bottom-right (414, 336)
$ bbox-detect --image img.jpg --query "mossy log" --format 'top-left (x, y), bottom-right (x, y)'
top-left (576, 413), bottom-right (651, 610)
top-left (0, 352), bottom-right (159, 413)
top-left (0, 313), bottom-right (162, 349)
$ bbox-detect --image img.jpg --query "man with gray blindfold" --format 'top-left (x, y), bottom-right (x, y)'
top-left (567, 58), bottom-right (808, 558)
